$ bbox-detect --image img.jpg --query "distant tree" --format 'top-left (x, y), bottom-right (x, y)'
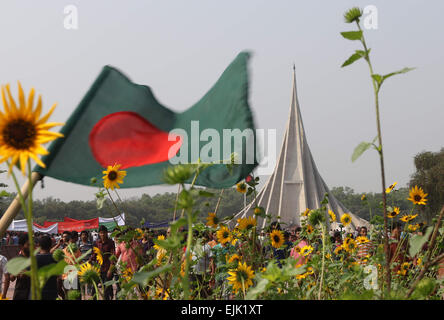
top-left (409, 148), bottom-right (444, 223)
top-left (331, 186), bottom-right (410, 222)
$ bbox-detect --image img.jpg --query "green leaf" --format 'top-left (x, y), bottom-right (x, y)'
top-left (6, 256), bottom-right (30, 276)
top-left (383, 67), bottom-right (415, 82)
top-left (372, 74), bottom-right (383, 86)
top-left (0, 190), bottom-right (10, 197)
top-left (198, 190), bottom-right (214, 197)
top-left (245, 277), bottom-right (269, 300)
top-left (131, 264), bottom-right (172, 287)
top-left (340, 31), bottom-right (363, 41)
top-left (37, 260), bottom-right (67, 289)
top-left (409, 226), bottom-right (433, 257)
top-left (351, 141), bottom-right (373, 162)
top-left (341, 51), bottom-right (364, 67)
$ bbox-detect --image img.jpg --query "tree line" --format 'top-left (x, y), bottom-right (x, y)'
top-left (1, 148), bottom-right (443, 227)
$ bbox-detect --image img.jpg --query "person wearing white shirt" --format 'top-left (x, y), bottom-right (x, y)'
top-left (0, 254), bottom-right (11, 299)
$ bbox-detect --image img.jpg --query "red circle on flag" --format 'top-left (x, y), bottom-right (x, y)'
top-left (89, 111), bottom-right (182, 169)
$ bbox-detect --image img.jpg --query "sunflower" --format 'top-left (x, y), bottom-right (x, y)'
top-left (416, 258), bottom-right (422, 267)
top-left (155, 287), bottom-right (169, 300)
top-left (301, 208), bottom-right (311, 217)
top-left (334, 245), bottom-right (345, 255)
top-left (361, 194), bottom-right (367, 201)
top-left (340, 213), bottom-right (352, 227)
top-left (121, 267), bottom-right (133, 282)
top-left (344, 7), bottom-right (363, 23)
top-left (408, 224), bottom-right (420, 232)
top-left (206, 212), bottom-right (219, 228)
top-left (270, 229), bottom-right (284, 249)
top-left (156, 248), bottom-right (166, 266)
top-left (397, 262), bottom-right (410, 276)
top-left (0, 82), bottom-right (64, 175)
top-left (387, 207), bottom-right (400, 219)
top-left (407, 186), bottom-right (428, 205)
top-left (296, 267), bottom-right (314, 280)
top-left (306, 224), bottom-right (314, 234)
top-left (216, 225), bottom-right (232, 245)
top-left (153, 235), bottom-right (165, 250)
top-left (344, 236), bottom-right (353, 246)
top-left (237, 216), bottom-right (256, 231)
top-left (236, 182), bottom-right (247, 194)
top-left (328, 210), bottom-right (336, 222)
top-left (254, 207), bottom-right (264, 215)
top-left (228, 254), bottom-right (242, 264)
top-left (102, 163), bottom-right (127, 190)
top-left (300, 245), bottom-right (314, 257)
top-left (135, 228), bottom-right (144, 239)
top-left (386, 182), bottom-right (397, 194)
top-left (356, 236), bottom-right (370, 244)
top-left (344, 239), bottom-right (357, 252)
top-left (400, 214), bottom-right (418, 223)
top-left (78, 262), bottom-right (101, 284)
top-left (227, 261), bottom-right (255, 294)
top-left (93, 247), bottom-right (103, 266)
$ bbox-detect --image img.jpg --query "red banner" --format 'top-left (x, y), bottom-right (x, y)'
top-left (34, 218), bottom-right (99, 233)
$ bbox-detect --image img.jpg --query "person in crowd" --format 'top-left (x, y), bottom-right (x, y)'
top-left (356, 226), bottom-right (374, 263)
top-left (62, 231), bottom-right (82, 299)
top-left (36, 235), bottom-right (58, 300)
top-left (0, 252), bottom-right (10, 299)
top-left (78, 230), bottom-right (93, 262)
top-left (50, 231), bottom-right (71, 253)
top-left (91, 225), bottom-right (115, 300)
top-left (290, 235), bottom-right (309, 267)
top-left (116, 228), bottom-right (141, 276)
top-left (11, 233), bottom-right (31, 300)
top-left (191, 230), bottom-right (214, 298)
top-left (389, 222), bottom-right (410, 273)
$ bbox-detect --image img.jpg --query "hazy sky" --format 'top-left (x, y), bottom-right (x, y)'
top-left (1, 0), bottom-right (443, 203)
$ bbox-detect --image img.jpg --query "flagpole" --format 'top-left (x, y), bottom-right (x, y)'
top-left (0, 172), bottom-right (41, 238)
top-left (214, 189), bottom-right (224, 215)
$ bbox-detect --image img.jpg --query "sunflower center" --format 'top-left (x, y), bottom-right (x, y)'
top-left (223, 231), bottom-right (229, 239)
top-left (273, 235), bottom-right (280, 243)
top-left (2, 119), bottom-right (36, 150)
top-left (236, 270), bottom-right (248, 282)
top-left (108, 170), bottom-right (118, 180)
top-left (414, 195), bottom-right (422, 202)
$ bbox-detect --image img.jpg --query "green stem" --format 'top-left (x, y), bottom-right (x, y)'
top-left (357, 21), bottom-right (391, 295)
top-left (318, 224), bottom-right (326, 300)
top-left (27, 161), bottom-right (40, 300)
top-left (183, 209), bottom-right (193, 299)
top-left (9, 162), bottom-right (40, 300)
top-left (105, 188), bottom-right (123, 231)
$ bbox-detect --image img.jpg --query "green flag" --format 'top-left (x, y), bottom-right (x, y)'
top-left (35, 52), bottom-right (258, 188)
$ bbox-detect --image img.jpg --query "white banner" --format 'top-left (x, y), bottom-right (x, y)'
top-left (34, 223), bottom-right (59, 234)
top-left (99, 213), bottom-right (125, 226)
top-left (7, 220), bottom-right (59, 234)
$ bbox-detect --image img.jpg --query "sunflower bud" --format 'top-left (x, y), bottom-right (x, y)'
top-left (344, 7), bottom-right (363, 24)
top-left (52, 249), bottom-right (65, 262)
top-left (308, 209), bottom-right (325, 226)
top-left (163, 164), bottom-right (196, 185)
top-left (67, 290), bottom-right (81, 300)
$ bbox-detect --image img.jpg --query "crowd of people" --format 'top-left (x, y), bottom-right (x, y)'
top-left (0, 219), bottom-right (440, 300)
